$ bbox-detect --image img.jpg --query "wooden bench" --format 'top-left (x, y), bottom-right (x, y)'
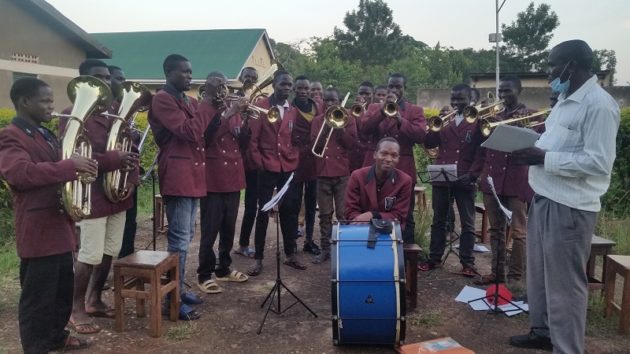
top-left (114, 251), bottom-right (179, 337)
top-left (403, 243), bottom-right (422, 310)
top-left (588, 235), bottom-right (616, 291)
top-left (603, 255), bottom-right (630, 334)
top-left (414, 186), bottom-right (427, 212)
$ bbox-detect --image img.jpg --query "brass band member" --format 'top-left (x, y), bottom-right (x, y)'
top-left (360, 73), bottom-right (426, 243)
top-left (349, 81), bottom-right (373, 172)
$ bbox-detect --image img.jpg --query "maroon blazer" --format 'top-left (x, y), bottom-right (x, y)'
top-left (0, 118), bottom-right (78, 258)
top-left (149, 85), bottom-right (212, 198)
top-left (344, 166), bottom-right (412, 229)
top-left (424, 116), bottom-right (484, 189)
top-left (249, 95), bottom-right (299, 173)
top-left (360, 100), bottom-right (426, 181)
top-left (349, 114), bottom-right (370, 172)
top-left (294, 98), bottom-right (325, 182)
top-left (204, 110), bottom-right (246, 193)
top-left (310, 110), bottom-right (357, 178)
top-left (60, 106), bottom-right (133, 218)
top-left (477, 104), bottom-right (537, 202)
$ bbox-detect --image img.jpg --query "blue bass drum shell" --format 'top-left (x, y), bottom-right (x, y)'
top-left (331, 222), bottom-right (406, 346)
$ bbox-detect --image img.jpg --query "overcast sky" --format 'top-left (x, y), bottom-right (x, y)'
top-left (46, 0), bottom-right (630, 85)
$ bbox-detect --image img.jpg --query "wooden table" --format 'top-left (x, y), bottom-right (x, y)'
top-left (588, 235), bottom-right (616, 291)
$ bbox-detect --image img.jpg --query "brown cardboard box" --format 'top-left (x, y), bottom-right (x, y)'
top-left (396, 337), bottom-right (475, 354)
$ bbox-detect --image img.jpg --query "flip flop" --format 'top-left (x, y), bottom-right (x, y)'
top-left (197, 279), bottom-right (223, 294)
top-left (215, 270), bottom-right (249, 283)
top-left (50, 335), bottom-right (90, 351)
top-left (69, 319), bottom-right (101, 334)
top-left (86, 307), bottom-right (115, 318)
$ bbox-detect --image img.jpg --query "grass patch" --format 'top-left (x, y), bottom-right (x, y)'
top-left (166, 322), bottom-right (198, 341)
top-left (596, 212), bottom-right (630, 255)
top-left (0, 242), bottom-right (20, 313)
top-left (409, 311), bottom-right (442, 327)
top-left (414, 207), bottom-right (432, 252)
top-left (586, 294), bottom-right (620, 336)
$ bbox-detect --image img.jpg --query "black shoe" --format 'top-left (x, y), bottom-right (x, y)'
top-left (312, 251), bottom-right (330, 264)
top-left (303, 241), bottom-right (321, 255)
top-left (509, 330), bottom-right (553, 351)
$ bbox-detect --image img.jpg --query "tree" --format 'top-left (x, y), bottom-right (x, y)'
top-left (501, 2), bottom-right (559, 71)
top-left (593, 49), bottom-right (617, 85)
top-left (333, 0), bottom-right (409, 66)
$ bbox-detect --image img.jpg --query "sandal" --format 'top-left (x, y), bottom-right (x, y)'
top-left (418, 261), bottom-right (437, 272)
top-left (234, 247), bottom-right (255, 258)
top-left (284, 258), bottom-right (307, 270)
top-left (215, 270), bottom-right (249, 283)
top-left (68, 319), bottom-right (101, 334)
top-left (86, 307), bottom-right (115, 318)
top-left (50, 335), bottom-right (90, 351)
top-left (247, 260), bottom-right (263, 276)
top-left (197, 279), bottom-right (223, 294)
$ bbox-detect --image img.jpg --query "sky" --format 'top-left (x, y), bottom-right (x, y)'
top-left (46, 0), bottom-right (630, 85)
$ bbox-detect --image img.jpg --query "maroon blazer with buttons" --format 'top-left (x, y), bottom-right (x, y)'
top-left (0, 118), bottom-right (78, 258)
top-left (349, 114), bottom-right (370, 172)
top-left (360, 99), bottom-right (426, 181)
top-left (204, 109), bottom-right (246, 193)
top-left (249, 95), bottom-right (299, 173)
top-left (310, 109), bottom-right (358, 178)
top-left (60, 106), bottom-right (134, 218)
top-left (344, 166), bottom-right (412, 229)
top-left (294, 98), bottom-right (324, 182)
top-left (149, 85), bottom-right (212, 198)
top-left (424, 117), bottom-right (484, 189)
top-left (477, 104), bottom-right (537, 202)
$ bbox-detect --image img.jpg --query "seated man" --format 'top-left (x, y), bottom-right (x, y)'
top-left (344, 137), bottom-right (412, 227)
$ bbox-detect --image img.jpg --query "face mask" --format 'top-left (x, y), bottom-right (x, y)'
top-left (549, 62), bottom-right (572, 94)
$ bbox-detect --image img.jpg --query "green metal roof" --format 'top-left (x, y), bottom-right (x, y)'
top-left (91, 29), bottom-right (271, 80)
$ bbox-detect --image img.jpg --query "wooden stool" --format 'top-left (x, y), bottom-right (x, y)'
top-left (588, 235), bottom-right (616, 291)
top-left (403, 243), bottom-right (422, 310)
top-left (604, 255), bottom-right (630, 334)
top-left (114, 251), bottom-right (179, 337)
top-left (154, 194), bottom-right (168, 236)
top-left (474, 202), bottom-right (489, 244)
top-left (414, 186), bottom-right (427, 212)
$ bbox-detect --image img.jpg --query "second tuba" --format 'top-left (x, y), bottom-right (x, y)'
top-left (103, 81), bottom-right (151, 203)
top-left (60, 76), bottom-right (113, 220)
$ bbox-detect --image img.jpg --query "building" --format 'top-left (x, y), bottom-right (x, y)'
top-left (468, 70), bottom-right (612, 88)
top-left (91, 29), bottom-right (276, 96)
top-left (0, 0), bottom-right (111, 108)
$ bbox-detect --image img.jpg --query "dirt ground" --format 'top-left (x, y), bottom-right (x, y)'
top-left (1, 209), bottom-right (629, 354)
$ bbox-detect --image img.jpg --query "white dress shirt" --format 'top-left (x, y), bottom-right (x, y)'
top-left (529, 75), bottom-right (620, 212)
top-left (276, 100), bottom-right (290, 120)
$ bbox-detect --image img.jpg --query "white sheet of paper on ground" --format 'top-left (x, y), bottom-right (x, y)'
top-left (262, 172), bottom-right (294, 212)
top-left (453, 244), bottom-right (490, 253)
top-left (455, 285), bottom-right (486, 303)
top-left (500, 301), bottom-right (529, 316)
top-left (480, 124), bottom-right (540, 152)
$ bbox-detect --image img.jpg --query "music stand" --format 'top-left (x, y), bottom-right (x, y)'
top-left (257, 174), bottom-right (317, 334)
top-left (467, 177), bottom-right (527, 322)
top-left (142, 155), bottom-right (159, 251)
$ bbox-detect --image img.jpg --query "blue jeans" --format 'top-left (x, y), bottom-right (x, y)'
top-left (165, 196), bottom-right (197, 294)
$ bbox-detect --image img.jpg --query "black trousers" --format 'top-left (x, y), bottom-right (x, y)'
top-left (297, 179), bottom-right (317, 241)
top-left (254, 170), bottom-right (300, 260)
top-left (118, 188), bottom-right (138, 258)
top-left (401, 183), bottom-right (416, 244)
top-left (19, 252), bottom-right (74, 354)
top-left (238, 169), bottom-right (258, 247)
top-left (428, 185), bottom-right (476, 267)
top-left (198, 192), bottom-right (240, 282)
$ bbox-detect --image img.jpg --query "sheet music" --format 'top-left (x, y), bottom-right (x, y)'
top-left (427, 164), bottom-right (458, 182)
top-left (487, 176), bottom-right (512, 222)
top-left (480, 124), bottom-right (540, 152)
top-left (262, 172), bottom-right (294, 212)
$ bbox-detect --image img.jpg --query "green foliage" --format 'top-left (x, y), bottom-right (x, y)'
top-left (501, 2), bottom-right (560, 71)
top-left (602, 108), bottom-right (630, 215)
top-left (593, 49), bottom-right (617, 85)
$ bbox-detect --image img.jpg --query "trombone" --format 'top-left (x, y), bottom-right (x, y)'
top-left (480, 109), bottom-right (551, 137)
top-left (312, 93), bottom-right (350, 157)
top-left (462, 100), bottom-right (504, 123)
top-left (427, 110), bottom-right (458, 132)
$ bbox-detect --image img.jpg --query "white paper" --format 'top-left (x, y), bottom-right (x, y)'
top-left (262, 172), bottom-right (294, 212)
top-left (486, 176), bottom-right (513, 222)
top-left (500, 301), bottom-right (529, 316)
top-left (480, 124), bottom-right (540, 152)
top-left (454, 244), bottom-right (489, 253)
top-left (455, 285), bottom-right (486, 303)
top-left (427, 164), bottom-right (458, 182)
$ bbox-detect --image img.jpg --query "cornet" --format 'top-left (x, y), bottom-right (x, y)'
top-left (480, 109), bottom-right (551, 137)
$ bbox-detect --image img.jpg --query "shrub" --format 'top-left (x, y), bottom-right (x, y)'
top-left (602, 108), bottom-right (630, 215)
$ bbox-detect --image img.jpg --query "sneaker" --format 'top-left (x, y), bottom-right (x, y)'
top-left (418, 261), bottom-right (438, 272)
top-left (509, 330), bottom-right (553, 351)
top-left (312, 250), bottom-right (330, 264)
top-left (303, 241), bottom-right (321, 255)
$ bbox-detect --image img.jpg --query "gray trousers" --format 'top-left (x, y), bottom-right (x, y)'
top-left (527, 195), bottom-right (597, 354)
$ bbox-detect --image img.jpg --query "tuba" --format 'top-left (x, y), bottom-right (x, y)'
top-left (60, 76), bottom-right (112, 220)
top-left (103, 81), bottom-right (151, 203)
top-left (312, 92), bottom-right (350, 157)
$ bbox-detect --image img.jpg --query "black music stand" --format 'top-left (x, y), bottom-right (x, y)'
top-left (142, 155), bottom-right (159, 251)
top-left (257, 175), bottom-right (317, 334)
top-left (467, 177), bottom-right (527, 323)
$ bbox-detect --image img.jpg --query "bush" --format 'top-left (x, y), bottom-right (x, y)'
top-left (602, 108), bottom-right (630, 215)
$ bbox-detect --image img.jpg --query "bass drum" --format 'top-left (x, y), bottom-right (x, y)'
top-left (331, 222), bottom-right (406, 346)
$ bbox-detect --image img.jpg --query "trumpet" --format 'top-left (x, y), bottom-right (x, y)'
top-left (480, 109), bottom-right (551, 137)
top-left (350, 102), bottom-right (366, 117)
top-left (222, 93), bottom-right (280, 123)
top-left (427, 110), bottom-right (458, 132)
top-left (463, 100), bottom-right (504, 123)
top-left (384, 101), bottom-right (398, 117)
